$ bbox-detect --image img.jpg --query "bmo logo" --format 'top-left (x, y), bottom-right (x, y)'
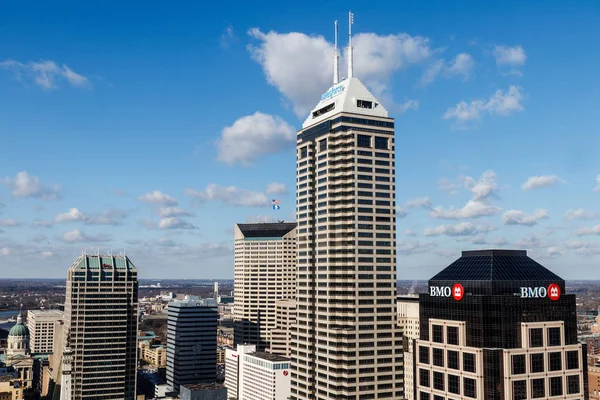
top-left (520, 283), bottom-right (561, 301)
top-left (430, 283), bottom-right (464, 301)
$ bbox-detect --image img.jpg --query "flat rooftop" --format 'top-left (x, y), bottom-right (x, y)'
top-left (182, 383), bottom-right (225, 391)
top-left (28, 309), bottom-right (63, 316)
top-left (251, 352), bottom-right (290, 362)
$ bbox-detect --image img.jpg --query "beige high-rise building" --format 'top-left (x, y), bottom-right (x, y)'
top-left (233, 222), bottom-right (297, 351)
top-left (270, 299), bottom-right (297, 357)
top-left (64, 254), bottom-right (139, 400)
top-left (397, 295), bottom-right (420, 400)
top-left (291, 15), bottom-right (402, 400)
top-left (27, 309), bottom-right (63, 354)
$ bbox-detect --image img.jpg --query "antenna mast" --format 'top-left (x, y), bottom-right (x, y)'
top-left (333, 20), bottom-right (339, 84)
top-left (348, 11), bottom-right (354, 79)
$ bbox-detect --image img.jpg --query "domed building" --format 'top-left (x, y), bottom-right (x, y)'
top-left (1, 310), bottom-right (34, 390)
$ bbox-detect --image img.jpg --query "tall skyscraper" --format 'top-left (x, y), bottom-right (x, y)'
top-left (166, 296), bottom-right (218, 393)
top-left (415, 249), bottom-right (588, 400)
top-left (64, 254), bottom-right (139, 400)
top-left (233, 222), bottom-right (297, 351)
top-left (291, 14), bottom-right (402, 400)
top-left (27, 309), bottom-right (63, 354)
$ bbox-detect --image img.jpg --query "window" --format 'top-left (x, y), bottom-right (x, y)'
top-left (529, 328), bottom-right (543, 347)
top-left (357, 99), bottom-right (373, 109)
top-left (419, 392), bottom-right (429, 400)
top-left (374, 137), bottom-right (388, 150)
top-left (419, 346), bottom-right (429, 364)
top-left (357, 134), bottom-right (371, 148)
top-left (419, 369), bottom-right (429, 387)
top-left (320, 139), bottom-right (327, 151)
top-left (447, 350), bottom-right (459, 370)
top-left (433, 396), bottom-right (443, 400)
top-left (531, 378), bottom-right (545, 398)
top-left (547, 327), bottom-right (561, 346)
top-left (567, 375), bottom-right (580, 394)
top-left (550, 376), bottom-right (563, 396)
top-left (512, 380), bottom-right (526, 400)
top-left (446, 326), bottom-right (458, 345)
top-left (530, 353), bottom-right (544, 373)
top-left (548, 352), bottom-right (562, 371)
top-left (463, 377), bottom-right (476, 398)
top-left (300, 147), bottom-right (308, 158)
top-left (432, 348), bottom-right (444, 367)
top-left (511, 354), bottom-right (526, 374)
top-left (447, 374), bottom-right (459, 394)
top-left (567, 350), bottom-right (579, 369)
top-left (433, 371), bottom-right (444, 391)
top-left (463, 352), bottom-right (475, 373)
top-left (432, 325), bottom-right (443, 343)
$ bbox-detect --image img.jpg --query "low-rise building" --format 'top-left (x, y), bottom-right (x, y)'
top-left (180, 383), bottom-right (227, 400)
top-left (139, 342), bottom-right (167, 368)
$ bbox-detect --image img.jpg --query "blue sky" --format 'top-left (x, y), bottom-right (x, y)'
top-left (1, 0), bottom-right (600, 279)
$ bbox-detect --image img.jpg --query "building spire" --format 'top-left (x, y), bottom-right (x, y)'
top-left (333, 20), bottom-right (339, 84)
top-left (348, 11), bottom-right (354, 79)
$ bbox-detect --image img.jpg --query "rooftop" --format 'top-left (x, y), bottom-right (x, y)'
top-left (182, 383), bottom-right (225, 391)
top-left (27, 309), bottom-right (63, 317)
top-left (237, 222), bottom-right (296, 238)
top-left (430, 249), bottom-right (563, 282)
top-left (68, 254), bottom-right (138, 272)
top-left (250, 352), bottom-right (290, 363)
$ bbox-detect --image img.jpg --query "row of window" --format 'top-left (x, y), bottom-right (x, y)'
top-left (513, 375), bottom-right (580, 399)
top-left (419, 347), bottom-right (475, 372)
top-left (511, 351), bottom-right (579, 374)
top-left (529, 326), bottom-right (562, 347)
top-left (431, 324), bottom-right (459, 345)
top-left (419, 372), bottom-right (476, 398)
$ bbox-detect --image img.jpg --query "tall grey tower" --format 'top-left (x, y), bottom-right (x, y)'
top-left (290, 13), bottom-right (403, 400)
top-left (64, 254), bottom-right (139, 400)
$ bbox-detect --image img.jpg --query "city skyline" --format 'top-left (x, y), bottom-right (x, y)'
top-left (1, 1), bottom-right (600, 279)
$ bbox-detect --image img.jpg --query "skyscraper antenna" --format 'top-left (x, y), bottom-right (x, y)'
top-left (333, 20), bottom-right (339, 84)
top-left (348, 11), bottom-right (354, 79)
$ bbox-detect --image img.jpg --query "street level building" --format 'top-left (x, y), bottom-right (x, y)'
top-left (414, 249), bottom-right (588, 400)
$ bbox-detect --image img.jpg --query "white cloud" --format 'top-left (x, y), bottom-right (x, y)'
top-left (576, 225), bottom-right (600, 236)
top-left (157, 217), bottom-right (196, 230)
top-left (546, 246), bottom-right (566, 257)
top-left (521, 175), bottom-right (566, 190)
top-left (185, 184), bottom-right (270, 207)
top-left (595, 174), bottom-right (600, 191)
top-left (216, 112), bottom-right (295, 166)
top-left (59, 228), bottom-right (112, 243)
top-left (0, 59), bottom-right (90, 89)
top-left (564, 209), bottom-right (600, 221)
top-left (420, 53), bottom-right (474, 86)
top-left (86, 210), bottom-right (128, 225)
top-left (493, 45), bottom-right (526, 66)
top-left (443, 86), bottom-right (524, 129)
top-left (437, 178), bottom-right (462, 195)
top-left (565, 240), bottom-right (600, 256)
top-left (515, 234), bottom-right (546, 249)
top-left (220, 25), bottom-right (237, 49)
top-left (138, 191), bottom-right (178, 206)
top-left (470, 235), bottom-right (507, 246)
top-left (54, 208), bottom-right (86, 223)
top-left (424, 222), bottom-right (495, 237)
top-left (157, 207), bottom-right (194, 218)
top-left (396, 207), bottom-right (408, 218)
top-left (396, 99), bottom-right (420, 114)
top-left (503, 209), bottom-right (549, 226)
top-left (266, 183), bottom-right (288, 194)
top-left (405, 196), bottom-right (432, 209)
top-left (248, 28), bottom-right (435, 117)
top-left (397, 240), bottom-right (437, 255)
top-left (246, 215), bottom-right (277, 223)
top-left (430, 170), bottom-right (502, 219)
top-left (404, 229), bottom-right (418, 237)
top-left (0, 219), bottom-right (20, 227)
top-left (3, 171), bottom-right (61, 200)
top-left (33, 220), bottom-right (53, 228)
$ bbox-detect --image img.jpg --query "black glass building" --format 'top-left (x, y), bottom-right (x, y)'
top-left (414, 249), bottom-right (588, 400)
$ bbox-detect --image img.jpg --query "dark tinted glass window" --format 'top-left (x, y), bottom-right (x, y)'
top-left (513, 380), bottom-right (526, 400)
top-left (419, 346), bottom-right (429, 364)
top-left (319, 139), bottom-right (327, 151)
top-left (357, 134), bottom-right (371, 148)
top-left (530, 353), bottom-right (544, 373)
top-left (433, 396), bottom-right (443, 400)
top-left (547, 327), bottom-right (561, 346)
top-left (300, 147), bottom-right (308, 158)
top-left (374, 137), bottom-right (388, 150)
top-left (550, 376), bottom-right (563, 396)
top-left (567, 375), bottom-right (580, 394)
top-left (432, 325), bottom-right (443, 343)
top-left (447, 350), bottom-right (459, 370)
top-left (446, 326), bottom-right (458, 345)
top-left (419, 369), bottom-right (429, 387)
top-left (512, 354), bottom-right (526, 374)
top-left (432, 348), bottom-right (444, 367)
top-left (448, 374), bottom-right (459, 394)
top-left (548, 352), bottom-right (562, 371)
top-left (529, 328), bottom-right (543, 347)
top-left (463, 352), bottom-right (475, 373)
top-left (433, 371), bottom-right (444, 391)
top-left (419, 392), bottom-right (429, 400)
top-left (531, 378), bottom-right (545, 398)
top-left (463, 377), bottom-right (476, 398)
top-left (567, 350), bottom-right (579, 369)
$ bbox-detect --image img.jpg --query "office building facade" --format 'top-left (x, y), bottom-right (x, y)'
top-left (414, 249), bottom-right (588, 400)
top-left (233, 223), bottom-right (297, 351)
top-left (398, 295), bottom-right (420, 400)
top-left (27, 309), bottom-right (63, 354)
top-left (166, 297), bottom-right (218, 393)
top-left (64, 254), bottom-right (139, 400)
top-left (269, 299), bottom-right (297, 357)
